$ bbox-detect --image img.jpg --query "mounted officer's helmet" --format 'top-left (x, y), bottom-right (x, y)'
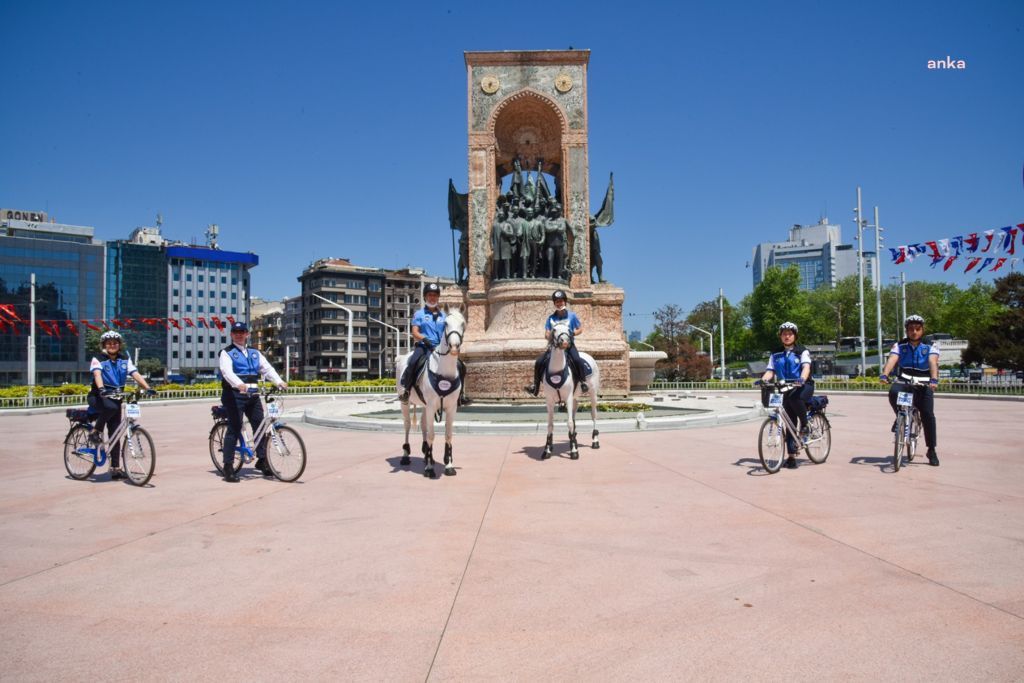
top-left (904, 314), bottom-right (925, 327)
top-left (778, 321), bottom-right (799, 334)
top-left (423, 283), bottom-right (441, 296)
top-left (100, 330), bottom-right (123, 343)
top-left (552, 290), bottom-right (567, 303)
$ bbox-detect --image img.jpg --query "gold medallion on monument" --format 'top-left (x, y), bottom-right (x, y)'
top-left (480, 76), bottom-right (500, 94)
top-left (554, 73), bottom-right (573, 93)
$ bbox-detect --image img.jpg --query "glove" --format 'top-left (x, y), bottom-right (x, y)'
top-left (753, 379), bottom-right (763, 386)
top-left (793, 378), bottom-right (805, 387)
top-left (879, 374), bottom-right (889, 384)
top-left (145, 389), bottom-right (158, 397)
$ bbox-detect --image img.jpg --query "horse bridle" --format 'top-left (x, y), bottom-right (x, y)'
top-left (437, 326), bottom-right (464, 356)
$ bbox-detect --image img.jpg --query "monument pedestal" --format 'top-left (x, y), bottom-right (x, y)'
top-left (445, 281), bottom-right (630, 399)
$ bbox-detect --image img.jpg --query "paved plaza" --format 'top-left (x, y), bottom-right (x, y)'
top-left (1, 393), bottom-right (1022, 681)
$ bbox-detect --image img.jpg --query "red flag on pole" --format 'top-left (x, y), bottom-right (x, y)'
top-left (169, 318), bottom-right (181, 329)
top-left (227, 315), bottom-right (236, 326)
top-left (991, 257), bottom-right (1008, 272)
top-left (0, 303), bottom-right (25, 322)
top-left (964, 257), bottom-right (982, 272)
top-left (197, 317), bottom-right (208, 328)
top-left (65, 320), bottom-right (78, 336)
top-left (80, 320), bottom-right (102, 331)
top-left (943, 255), bottom-right (957, 271)
top-left (183, 317), bottom-right (195, 328)
top-left (211, 316), bottom-right (225, 331)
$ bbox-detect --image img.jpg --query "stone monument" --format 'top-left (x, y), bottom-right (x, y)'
top-left (444, 50), bottom-right (630, 399)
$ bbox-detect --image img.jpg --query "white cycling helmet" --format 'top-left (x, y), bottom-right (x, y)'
top-left (778, 321), bottom-right (799, 334)
top-left (904, 314), bottom-right (925, 327)
top-left (100, 330), bottom-right (123, 343)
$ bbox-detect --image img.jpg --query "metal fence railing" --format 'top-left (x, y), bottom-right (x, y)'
top-left (649, 380), bottom-right (1024, 396)
top-left (0, 384), bottom-right (396, 410)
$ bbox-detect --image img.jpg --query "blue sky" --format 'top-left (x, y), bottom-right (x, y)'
top-left (2, 0), bottom-right (1022, 331)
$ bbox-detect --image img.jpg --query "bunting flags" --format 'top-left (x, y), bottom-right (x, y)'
top-left (0, 315), bottom-right (249, 336)
top-left (889, 220), bottom-right (1022, 273)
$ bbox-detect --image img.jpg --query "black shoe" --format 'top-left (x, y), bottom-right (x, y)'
top-left (926, 448), bottom-right (940, 466)
top-left (524, 385), bottom-right (538, 397)
top-left (891, 419), bottom-right (898, 433)
top-left (460, 395), bottom-right (472, 406)
top-left (89, 430), bottom-right (103, 445)
top-left (223, 470), bottom-right (240, 482)
top-left (255, 461), bottom-right (274, 477)
top-left (784, 456), bottom-right (798, 469)
top-left (110, 468), bottom-right (125, 481)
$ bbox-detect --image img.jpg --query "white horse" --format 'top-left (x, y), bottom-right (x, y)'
top-left (540, 319), bottom-right (601, 459)
top-left (395, 308), bottom-right (465, 478)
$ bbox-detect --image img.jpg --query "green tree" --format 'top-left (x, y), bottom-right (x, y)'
top-left (963, 273), bottom-right (1024, 370)
top-left (137, 357), bottom-right (164, 378)
top-left (748, 266), bottom-right (814, 350)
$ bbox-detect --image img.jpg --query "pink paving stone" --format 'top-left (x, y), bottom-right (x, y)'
top-left (0, 393), bottom-right (1022, 680)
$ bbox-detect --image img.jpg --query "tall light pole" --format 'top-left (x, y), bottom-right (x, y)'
top-left (310, 293), bottom-right (353, 382)
top-left (687, 323), bottom-right (713, 378)
top-left (874, 206), bottom-right (884, 373)
top-left (369, 316), bottom-right (401, 377)
top-left (28, 273), bottom-right (36, 406)
top-left (285, 344), bottom-right (291, 381)
top-left (855, 186), bottom-right (866, 376)
top-left (900, 272), bottom-right (907, 324)
top-left (718, 288), bottom-right (726, 380)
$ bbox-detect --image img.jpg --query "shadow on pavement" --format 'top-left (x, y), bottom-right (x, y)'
top-left (849, 455), bottom-right (898, 473)
top-left (520, 445), bottom-right (574, 461)
top-left (732, 457), bottom-right (774, 477)
top-left (384, 455), bottom-right (447, 480)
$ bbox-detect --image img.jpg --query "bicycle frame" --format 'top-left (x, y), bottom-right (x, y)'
top-left (229, 389), bottom-right (284, 463)
top-left (894, 374), bottom-right (929, 453)
top-left (764, 382), bottom-right (810, 457)
top-left (78, 391), bottom-right (142, 466)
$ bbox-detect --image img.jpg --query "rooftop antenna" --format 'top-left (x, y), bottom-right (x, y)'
top-left (205, 223), bottom-right (219, 249)
top-left (155, 212), bottom-right (163, 230)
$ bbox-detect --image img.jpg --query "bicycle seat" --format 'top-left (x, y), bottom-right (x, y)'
top-left (808, 396), bottom-right (829, 412)
top-left (66, 408), bottom-right (96, 423)
top-left (211, 405), bottom-right (228, 420)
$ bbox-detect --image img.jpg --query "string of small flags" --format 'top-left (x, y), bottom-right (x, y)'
top-left (889, 223), bottom-right (1023, 273)
top-left (0, 309), bottom-right (238, 336)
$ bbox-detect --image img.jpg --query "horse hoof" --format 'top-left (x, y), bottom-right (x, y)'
top-left (400, 455), bottom-right (411, 467)
top-left (424, 468), bottom-right (436, 479)
top-left (592, 442), bottom-right (601, 450)
top-left (570, 450), bottom-right (580, 460)
top-left (542, 450), bottom-right (552, 460)
top-left (444, 467), bottom-right (457, 476)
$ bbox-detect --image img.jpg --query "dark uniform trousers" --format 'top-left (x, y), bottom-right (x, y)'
top-left (221, 388), bottom-right (267, 471)
top-left (88, 391), bottom-right (123, 468)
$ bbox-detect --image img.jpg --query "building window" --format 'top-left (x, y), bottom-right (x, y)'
top-left (173, 288), bottom-right (179, 296)
top-left (199, 305), bottom-right (204, 313)
top-left (173, 304), bottom-right (179, 312)
top-left (186, 274), bottom-right (192, 281)
top-left (186, 335), bottom-right (192, 343)
top-left (221, 276), bottom-right (227, 284)
top-left (173, 272), bottom-right (180, 281)
top-left (185, 350), bottom-right (192, 359)
top-left (198, 351), bottom-right (204, 359)
top-left (173, 335), bottom-right (179, 343)
top-left (198, 274), bottom-right (204, 282)
top-left (172, 351), bottom-right (179, 359)
top-left (186, 304), bottom-right (192, 312)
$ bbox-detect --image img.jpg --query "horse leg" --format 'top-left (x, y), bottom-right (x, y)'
top-left (401, 401), bottom-right (412, 466)
top-left (567, 392), bottom-right (579, 460)
top-left (590, 387), bottom-right (600, 449)
top-left (444, 397), bottom-right (456, 476)
top-left (543, 394), bottom-right (555, 459)
top-left (423, 401), bottom-right (437, 479)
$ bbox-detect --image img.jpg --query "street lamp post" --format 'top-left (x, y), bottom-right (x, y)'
top-left (686, 323), bottom-right (714, 379)
top-left (28, 273), bottom-right (36, 407)
top-left (855, 186), bottom-right (867, 377)
top-left (310, 293), bottom-right (353, 382)
top-left (369, 316), bottom-right (401, 378)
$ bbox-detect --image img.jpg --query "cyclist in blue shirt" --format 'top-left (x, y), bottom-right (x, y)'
top-left (400, 283), bottom-right (446, 403)
top-left (88, 330), bottom-right (156, 480)
top-left (525, 290), bottom-right (587, 396)
top-left (880, 314), bottom-right (941, 466)
top-left (218, 321), bottom-right (287, 482)
top-left (759, 321), bottom-right (813, 469)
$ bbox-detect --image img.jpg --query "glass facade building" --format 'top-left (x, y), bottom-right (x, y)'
top-left (106, 241), bottom-right (169, 366)
top-left (0, 219), bottom-right (105, 385)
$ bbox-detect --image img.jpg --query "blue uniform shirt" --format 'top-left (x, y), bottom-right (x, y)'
top-left (225, 345), bottom-right (262, 380)
top-left (413, 306), bottom-right (446, 347)
top-left (890, 340), bottom-right (940, 377)
top-left (90, 354), bottom-right (138, 389)
top-left (545, 310), bottom-right (581, 336)
top-left (765, 345), bottom-right (812, 381)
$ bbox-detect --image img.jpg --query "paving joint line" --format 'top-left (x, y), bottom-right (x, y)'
top-left (629, 449), bottom-right (1024, 622)
top-left (0, 448), bottom-right (391, 591)
top-left (425, 437), bottom-right (512, 682)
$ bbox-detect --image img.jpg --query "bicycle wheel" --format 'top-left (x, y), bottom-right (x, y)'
top-left (266, 425), bottom-right (306, 482)
top-left (122, 426), bottom-right (156, 486)
top-left (758, 417), bottom-right (785, 474)
top-left (907, 412), bottom-right (920, 462)
top-left (893, 413), bottom-right (906, 472)
top-left (208, 421), bottom-right (243, 474)
top-left (64, 424), bottom-right (97, 480)
top-left (804, 413), bottom-right (831, 464)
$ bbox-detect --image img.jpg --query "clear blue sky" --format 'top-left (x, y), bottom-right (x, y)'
top-left (2, 0), bottom-right (1022, 332)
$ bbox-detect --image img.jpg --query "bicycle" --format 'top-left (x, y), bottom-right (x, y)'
top-left (63, 390), bottom-right (156, 486)
top-left (889, 373), bottom-right (929, 472)
top-left (757, 380), bottom-right (832, 474)
top-left (207, 386), bottom-right (306, 482)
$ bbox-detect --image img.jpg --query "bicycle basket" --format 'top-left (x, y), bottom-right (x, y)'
top-left (66, 407), bottom-right (97, 423)
top-left (808, 396), bottom-right (829, 413)
top-left (211, 404), bottom-right (228, 420)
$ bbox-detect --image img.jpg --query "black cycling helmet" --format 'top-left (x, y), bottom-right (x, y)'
top-left (904, 314), bottom-right (925, 327)
top-left (423, 282), bottom-right (441, 296)
top-left (552, 290), bottom-right (567, 303)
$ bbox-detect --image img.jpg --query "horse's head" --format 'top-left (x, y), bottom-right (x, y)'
top-left (442, 307), bottom-right (466, 355)
top-left (551, 319), bottom-right (573, 350)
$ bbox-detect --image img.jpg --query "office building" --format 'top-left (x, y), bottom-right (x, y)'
top-left (752, 218), bottom-right (878, 291)
top-left (106, 226), bottom-right (169, 365)
top-left (0, 210), bottom-right (105, 385)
